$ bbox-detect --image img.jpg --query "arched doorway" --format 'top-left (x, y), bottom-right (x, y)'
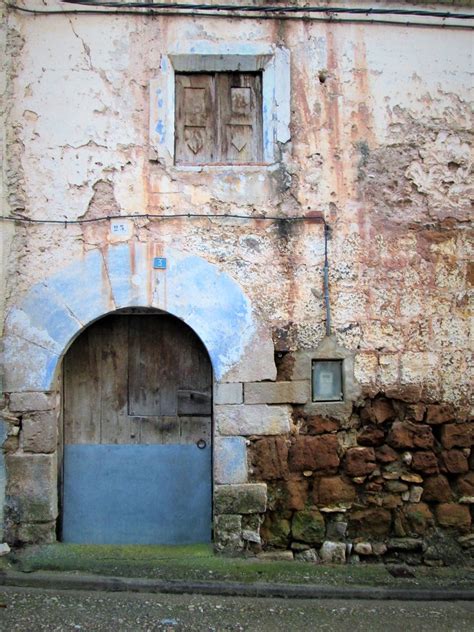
top-left (61, 309), bottom-right (213, 544)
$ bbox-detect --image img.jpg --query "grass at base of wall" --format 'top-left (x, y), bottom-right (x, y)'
top-left (2, 544), bottom-right (473, 588)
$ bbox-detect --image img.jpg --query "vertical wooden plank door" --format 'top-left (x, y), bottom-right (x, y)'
top-left (62, 313), bottom-right (212, 544)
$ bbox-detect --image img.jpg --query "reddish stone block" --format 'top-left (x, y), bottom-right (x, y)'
top-left (285, 476), bottom-right (309, 511)
top-left (288, 435), bottom-right (340, 473)
top-left (439, 450), bottom-right (469, 474)
top-left (372, 398), bottom-right (396, 423)
top-left (422, 475), bottom-right (452, 503)
top-left (435, 503), bottom-right (471, 532)
top-left (405, 403), bottom-right (426, 422)
top-left (375, 445), bottom-right (399, 463)
top-left (361, 398), bottom-right (396, 424)
top-left (343, 447), bottom-right (377, 477)
top-left (384, 385), bottom-right (423, 403)
top-left (425, 404), bottom-right (455, 425)
top-left (396, 503), bottom-right (434, 536)
top-left (251, 437), bottom-right (289, 481)
top-left (317, 476), bottom-right (357, 506)
top-left (306, 416), bottom-right (339, 435)
top-left (441, 423), bottom-right (473, 449)
top-left (387, 421), bottom-right (434, 450)
top-left (455, 471), bottom-right (474, 497)
top-left (411, 451), bottom-right (439, 474)
top-left (348, 507), bottom-right (392, 537)
top-left (357, 425), bottom-right (385, 447)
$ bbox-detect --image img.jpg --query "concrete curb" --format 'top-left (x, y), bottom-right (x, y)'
top-left (0, 571), bottom-right (472, 601)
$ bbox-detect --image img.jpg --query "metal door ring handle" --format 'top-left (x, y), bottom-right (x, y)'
top-left (196, 439), bottom-right (206, 449)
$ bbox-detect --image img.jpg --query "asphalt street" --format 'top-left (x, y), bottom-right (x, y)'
top-left (1, 587), bottom-right (474, 632)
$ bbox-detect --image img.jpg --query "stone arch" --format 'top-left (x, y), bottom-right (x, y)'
top-left (3, 243), bottom-right (265, 391)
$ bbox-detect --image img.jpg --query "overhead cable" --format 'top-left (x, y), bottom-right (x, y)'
top-left (58, 1), bottom-right (474, 20)
top-left (0, 212), bottom-right (327, 226)
top-left (6, 3), bottom-right (474, 28)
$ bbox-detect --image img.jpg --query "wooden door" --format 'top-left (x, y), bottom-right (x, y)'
top-left (61, 313), bottom-right (212, 544)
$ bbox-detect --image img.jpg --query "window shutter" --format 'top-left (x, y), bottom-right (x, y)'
top-left (217, 73), bottom-right (263, 164)
top-left (175, 74), bottom-right (215, 164)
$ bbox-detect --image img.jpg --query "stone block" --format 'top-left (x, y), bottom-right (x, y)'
top-left (284, 476), bottom-right (309, 511)
top-left (425, 404), bottom-right (455, 425)
top-left (17, 521), bottom-right (56, 544)
top-left (291, 510), bottom-right (325, 544)
top-left (320, 541), bottom-right (346, 564)
top-left (405, 403), bottom-right (426, 423)
top-left (411, 451), bottom-right (439, 474)
top-left (387, 538), bottom-right (422, 551)
top-left (435, 503), bottom-right (471, 532)
top-left (317, 476), bottom-right (356, 507)
top-left (250, 437), bottom-right (289, 481)
top-left (216, 404), bottom-right (291, 436)
top-left (387, 421), bottom-right (434, 449)
top-left (409, 486), bottom-right (424, 503)
top-left (372, 542), bottom-right (388, 556)
top-left (343, 447), bottom-right (376, 477)
top-left (306, 417), bottom-right (339, 434)
top-left (6, 453), bottom-right (57, 522)
top-left (214, 483), bottom-right (267, 515)
top-left (244, 381), bottom-right (310, 405)
top-left (288, 435), bottom-right (340, 473)
top-left (361, 398), bottom-right (395, 424)
top-left (375, 445), bottom-right (399, 463)
top-left (214, 437), bottom-right (248, 485)
top-left (385, 480), bottom-right (409, 493)
top-left (348, 508), bottom-right (392, 537)
top-left (261, 513), bottom-right (291, 547)
top-left (294, 548), bottom-right (319, 562)
top-left (439, 450), bottom-right (469, 474)
top-left (354, 542), bottom-right (372, 556)
top-left (441, 423), bottom-right (473, 449)
top-left (423, 474), bottom-right (453, 503)
top-left (8, 392), bottom-right (56, 412)
top-left (257, 551), bottom-right (294, 561)
top-left (214, 514), bottom-right (243, 552)
top-left (330, 520), bottom-right (349, 543)
top-left (396, 503), bottom-right (434, 537)
top-left (21, 411), bottom-right (58, 454)
top-left (214, 383), bottom-right (243, 405)
top-left (357, 425), bottom-right (385, 447)
top-left (455, 471), bottom-right (474, 497)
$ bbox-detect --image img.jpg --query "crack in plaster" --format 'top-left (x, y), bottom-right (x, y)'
top-left (98, 248), bottom-right (118, 312)
top-left (9, 332), bottom-right (60, 356)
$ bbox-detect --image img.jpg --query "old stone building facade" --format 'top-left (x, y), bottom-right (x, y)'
top-left (1, 1), bottom-right (473, 565)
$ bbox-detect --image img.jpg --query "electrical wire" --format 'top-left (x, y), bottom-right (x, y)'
top-left (59, 1), bottom-right (474, 20)
top-left (6, 3), bottom-right (474, 28)
top-left (0, 212), bottom-right (327, 225)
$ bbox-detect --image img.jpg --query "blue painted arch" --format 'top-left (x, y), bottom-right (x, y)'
top-left (3, 243), bottom-right (256, 391)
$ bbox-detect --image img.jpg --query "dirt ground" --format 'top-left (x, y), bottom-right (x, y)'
top-left (1, 586), bottom-right (474, 632)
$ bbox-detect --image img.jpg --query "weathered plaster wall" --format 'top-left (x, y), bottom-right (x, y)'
top-left (1, 1), bottom-right (472, 559)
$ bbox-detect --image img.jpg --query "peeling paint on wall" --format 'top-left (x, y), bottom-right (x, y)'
top-left (3, 244), bottom-right (260, 388)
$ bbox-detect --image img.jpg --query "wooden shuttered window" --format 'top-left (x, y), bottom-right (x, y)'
top-left (175, 72), bottom-right (263, 165)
